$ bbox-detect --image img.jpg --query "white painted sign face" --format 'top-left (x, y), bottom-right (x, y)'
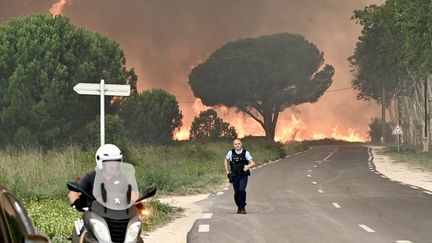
top-left (73, 83), bottom-right (130, 96)
top-left (73, 80), bottom-right (131, 146)
top-left (392, 125), bottom-right (403, 135)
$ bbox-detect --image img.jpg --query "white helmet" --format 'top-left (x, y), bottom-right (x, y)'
top-left (95, 144), bottom-right (123, 169)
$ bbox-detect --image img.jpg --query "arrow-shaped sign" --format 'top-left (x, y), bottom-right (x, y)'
top-left (73, 83), bottom-right (130, 96)
top-left (73, 80), bottom-right (131, 146)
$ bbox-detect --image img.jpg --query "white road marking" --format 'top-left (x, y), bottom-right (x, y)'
top-left (423, 191), bottom-right (432, 195)
top-left (323, 147), bottom-right (339, 161)
top-left (358, 224), bottom-right (375, 233)
top-left (313, 165), bottom-right (318, 168)
top-left (395, 241), bottom-right (413, 243)
top-left (312, 181), bottom-right (317, 184)
top-left (368, 156), bottom-right (372, 161)
top-left (307, 174), bottom-right (311, 177)
top-left (380, 175), bottom-right (386, 178)
top-left (201, 213), bottom-right (213, 219)
top-left (410, 186), bottom-right (419, 189)
top-left (374, 172), bottom-right (380, 174)
top-left (216, 191), bottom-right (224, 195)
top-left (308, 169), bottom-right (312, 172)
top-left (198, 224), bottom-right (210, 232)
top-left (318, 189), bottom-right (324, 193)
top-left (332, 202), bottom-right (341, 208)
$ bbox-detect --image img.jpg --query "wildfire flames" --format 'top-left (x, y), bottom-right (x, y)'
top-left (49, 0), bottom-right (71, 16)
top-left (175, 99), bottom-right (368, 143)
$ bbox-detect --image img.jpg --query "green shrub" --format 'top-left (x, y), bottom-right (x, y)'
top-left (23, 199), bottom-right (81, 240)
top-left (142, 199), bottom-right (183, 231)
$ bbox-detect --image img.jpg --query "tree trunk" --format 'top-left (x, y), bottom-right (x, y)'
top-left (262, 110), bottom-right (278, 141)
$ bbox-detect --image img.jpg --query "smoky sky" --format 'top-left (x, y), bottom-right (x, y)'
top-left (0, 0), bottom-right (383, 139)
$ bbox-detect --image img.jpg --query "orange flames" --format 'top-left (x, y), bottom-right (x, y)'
top-left (49, 0), bottom-right (71, 16)
top-left (174, 98), bottom-right (368, 143)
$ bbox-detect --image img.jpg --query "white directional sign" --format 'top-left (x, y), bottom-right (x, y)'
top-left (73, 83), bottom-right (130, 96)
top-left (392, 125), bottom-right (403, 135)
top-left (73, 79), bottom-right (130, 146)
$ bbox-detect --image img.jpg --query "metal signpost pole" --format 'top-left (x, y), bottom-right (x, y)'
top-left (73, 80), bottom-right (130, 147)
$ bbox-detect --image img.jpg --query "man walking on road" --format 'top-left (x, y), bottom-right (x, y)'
top-left (225, 139), bottom-right (256, 214)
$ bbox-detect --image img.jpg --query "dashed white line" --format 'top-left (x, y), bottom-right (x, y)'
top-left (313, 165), bottom-right (318, 168)
top-left (410, 186), bottom-right (419, 189)
top-left (323, 147), bottom-right (339, 161)
top-left (308, 169), bottom-right (312, 172)
top-left (332, 202), bottom-right (341, 208)
top-left (318, 189), bottom-right (324, 193)
top-left (312, 181), bottom-right (317, 184)
top-left (198, 224), bottom-right (210, 232)
top-left (216, 191), bottom-right (224, 195)
top-left (423, 191), bottom-right (432, 195)
top-left (395, 240), bottom-right (413, 243)
top-left (201, 213), bottom-right (213, 219)
top-left (380, 175), bottom-right (387, 178)
top-left (358, 224), bottom-right (375, 233)
top-left (307, 174), bottom-right (311, 177)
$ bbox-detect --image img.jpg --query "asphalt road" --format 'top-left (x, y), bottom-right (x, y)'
top-left (187, 145), bottom-right (432, 243)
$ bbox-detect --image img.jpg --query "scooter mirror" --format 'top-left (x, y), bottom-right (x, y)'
top-left (136, 186), bottom-right (157, 202)
top-left (67, 182), bottom-right (95, 200)
top-left (67, 182), bottom-right (82, 192)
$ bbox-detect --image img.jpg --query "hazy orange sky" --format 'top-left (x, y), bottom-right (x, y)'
top-left (0, 0), bottom-right (383, 141)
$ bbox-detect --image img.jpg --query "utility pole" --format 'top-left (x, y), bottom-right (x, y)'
top-left (423, 76), bottom-right (429, 152)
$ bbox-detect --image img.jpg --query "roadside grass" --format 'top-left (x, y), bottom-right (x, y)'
top-left (0, 139), bottom-right (307, 240)
top-left (383, 144), bottom-right (432, 171)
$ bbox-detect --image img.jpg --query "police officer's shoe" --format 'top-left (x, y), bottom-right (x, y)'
top-left (237, 208), bottom-right (242, 214)
top-left (239, 207), bottom-right (247, 214)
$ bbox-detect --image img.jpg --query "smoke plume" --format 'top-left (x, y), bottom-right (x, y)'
top-left (0, 0), bottom-right (382, 141)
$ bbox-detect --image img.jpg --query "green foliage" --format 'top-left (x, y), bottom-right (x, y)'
top-left (0, 146), bottom-right (94, 200)
top-left (76, 114), bottom-right (129, 150)
top-left (368, 118), bottom-right (394, 144)
top-left (120, 89), bottom-right (183, 145)
top-left (189, 33), bottom-right (334, 139)
top-left (142, 199), bottom-right (183, 231)
top-left (349, 4), bottom-right (404, 104)
top-left (189, 109), bottom-right (237, 140)
top-left (23, 199), bottom-right (82, 240)
top-left (0, 14), bottom-right (137, 148)
top-left (350, 0), bottom-right (432, 104)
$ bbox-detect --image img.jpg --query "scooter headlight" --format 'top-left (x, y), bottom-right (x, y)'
top-left (89, 218), bottom-right (111, 243)
top-left (124, 221), bottom-right (142, 243)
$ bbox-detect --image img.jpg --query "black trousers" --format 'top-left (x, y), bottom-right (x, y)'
top-left (231, 174), bottom-right (248, 208)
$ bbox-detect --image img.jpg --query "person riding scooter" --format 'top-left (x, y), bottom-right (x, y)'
top-left (68, 144), bottom-right (138, 209)
top-left (67, 144), bottom-right (153, 243)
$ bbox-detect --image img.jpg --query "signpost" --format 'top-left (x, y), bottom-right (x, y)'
top-left (73, 79), bottom-right (130, 146)
top-left (392, 125), bottom-right (403, 152)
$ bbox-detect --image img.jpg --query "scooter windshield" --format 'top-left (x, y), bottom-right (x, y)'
top-left (92, 161), bottom-right (139, 210)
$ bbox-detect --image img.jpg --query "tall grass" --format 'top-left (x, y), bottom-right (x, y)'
top-left (0, 139), bottom-right (307, 240)
top-left (130, 139), bottom-right (306, 194)
top-left (0, 146), bottom-right (94, 200)
top-left (384, 145), bottom-right (432, 171)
